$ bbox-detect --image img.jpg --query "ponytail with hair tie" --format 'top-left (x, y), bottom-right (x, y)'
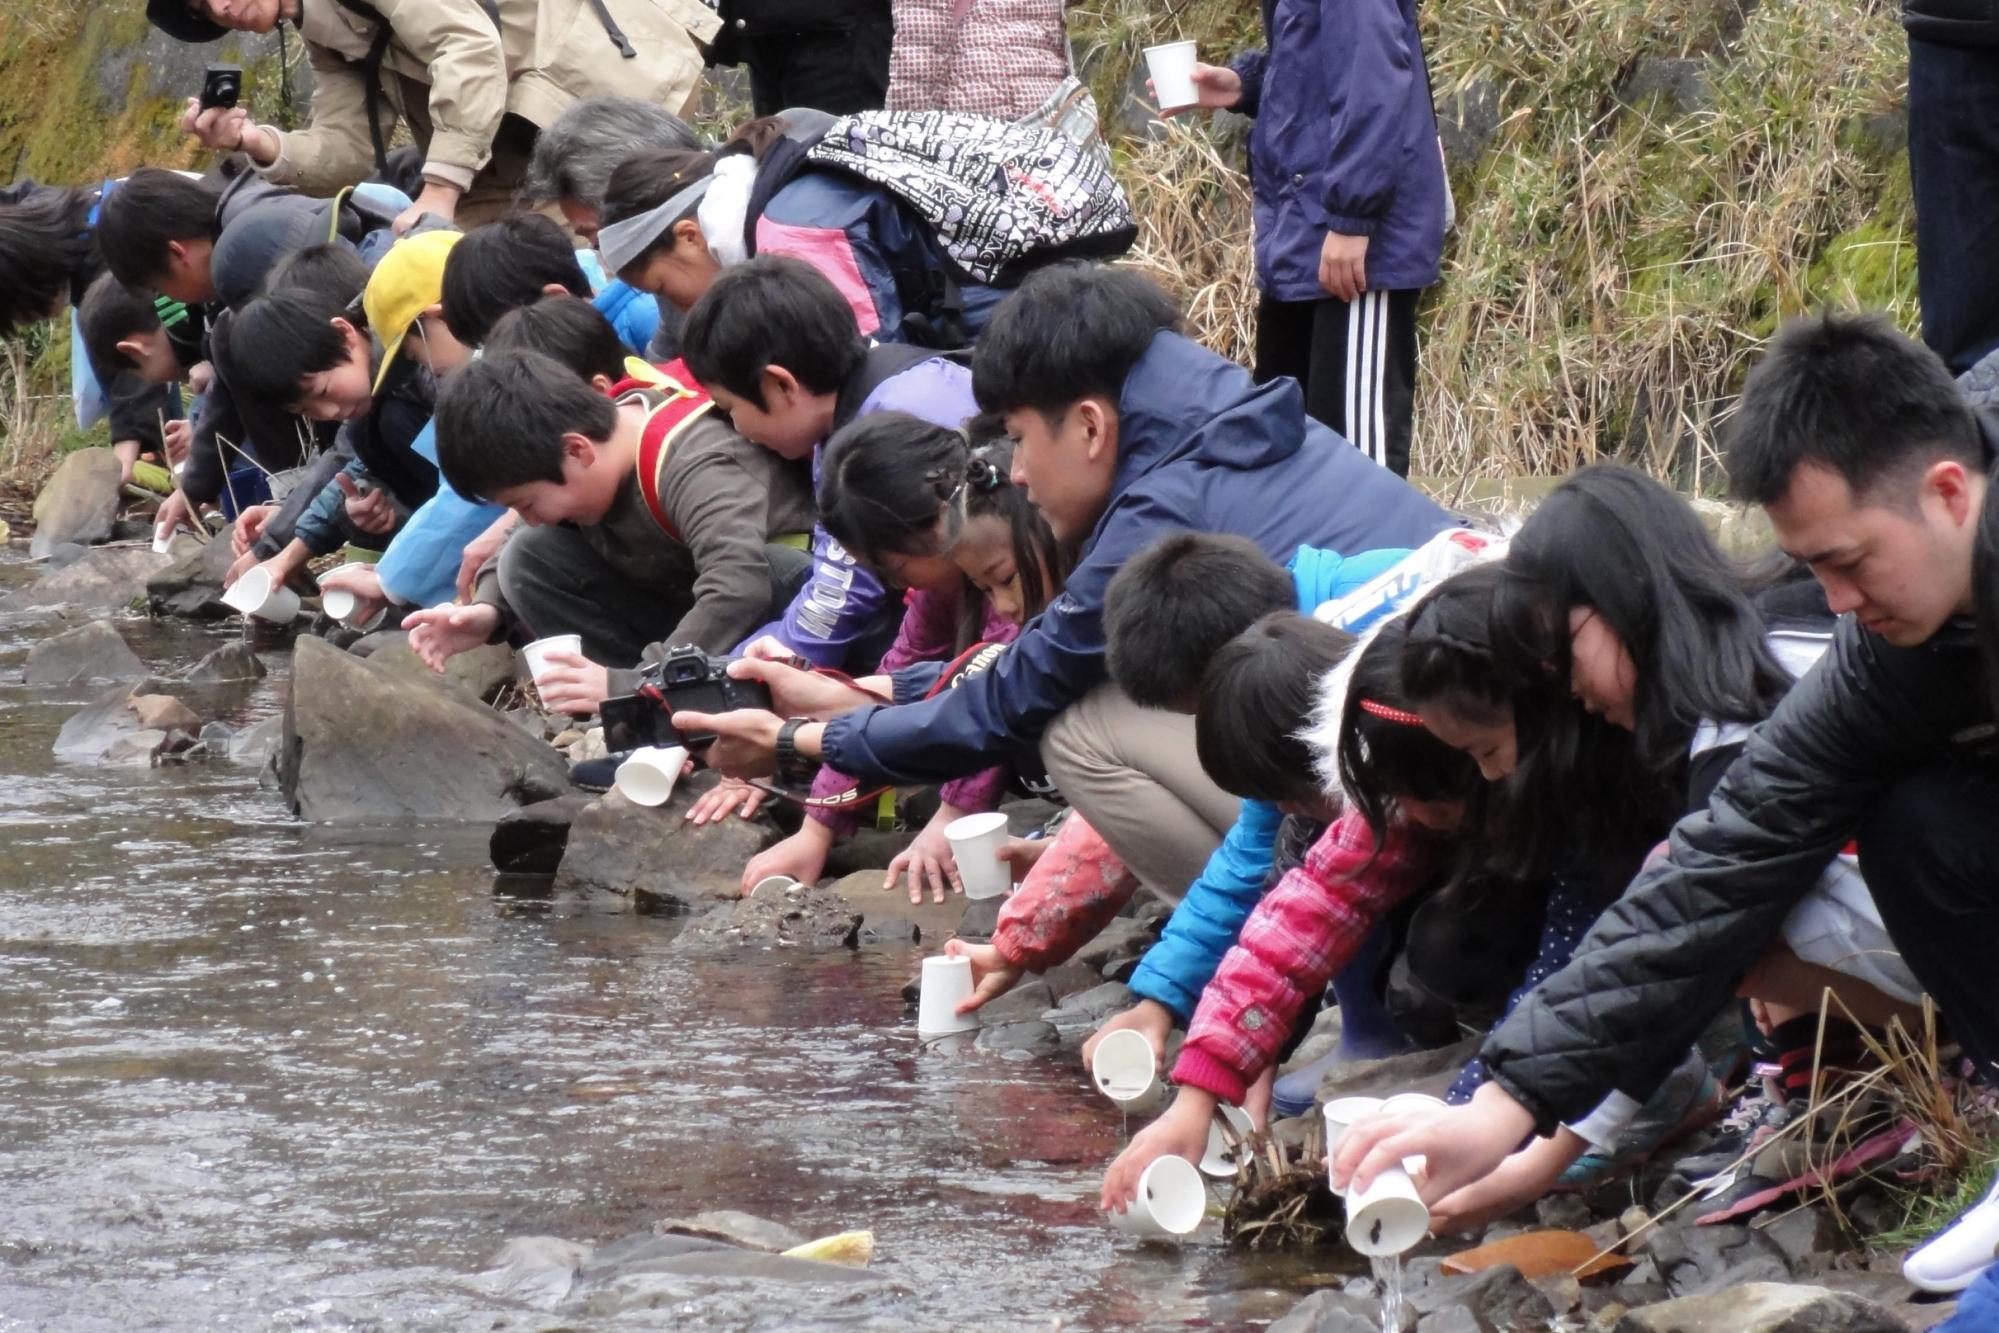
top-left (967, 451), bottom-right (1006, 494)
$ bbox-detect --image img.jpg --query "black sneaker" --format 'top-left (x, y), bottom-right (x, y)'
top-left (1672, 1086), bottom-right (1801, 1183)
top-left (570, 753), bottom-right (629, 792)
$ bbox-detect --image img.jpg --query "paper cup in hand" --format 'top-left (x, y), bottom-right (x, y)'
top-left (1322, 1096), bottom-right (1386, 1196)
top-left (944, 811), bottom-right (1011, 900)
top-left (1143, 40), bottom-right (1200, 111)
top-left (749, 875), bottom-right (802, 899)
top-left (151, 523), bottom-right (176, 556)
top-left (614, 745), bottom-right (689, 807)
top-left (916, 955), bottom-right (979, 1038)
top-left (1108, 1154), bottom-right (1206, 1241)
top-left (221, 566), bottom-right (300, 624)
top-left (1345, 1163), bottom-right (1430, 1257)
top-left (1200, 1103), bottom-right (1257, 1178)
top-left (1091, 1028), bottom-right (1171, 1115)
top-left (521, 634), bottom-right (583, 686)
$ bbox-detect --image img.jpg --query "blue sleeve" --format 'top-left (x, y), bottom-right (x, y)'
top-left (735, 523), bottom-right (890, 669)
top-left (375, 429), bottom-right (507, 608)
top-left (1127, 799), bottom-right (1284, 1020)
top-left (820, 490), bottom-right (1179, 786)
top-left (1447, 880), bottom-right (1598, 1104)
top-left (1230, 48), bottom-right (1268, 118)
top-left (1319, 0), bottom-right (1422, 235)
top-left (292, 458), bottom-right (367, 556)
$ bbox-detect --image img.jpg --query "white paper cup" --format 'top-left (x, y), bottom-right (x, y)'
top-left (1091, 1028), bottom-right (1171, 1115)
top-left (1322, 1096), bottom-right (1386, 1198)
top-left (614, 745), bottom-right (689, 807)
top-left (1345, 1164), bottom-right (1431, 1256)
top-left (1200, 1103), bottom-right (1257, 1178)
top-left (749, 875), bottom-right (802, 899)
top-left (521, 634), bottom-right (583, 685)
top-left (221, 566), bottom-right (300, 624)
top-left (1381, 1092), bottom-right (1448, 1117)
top-left (1144, 40), bottom-right (1200, 111)
top-left (945, 810), bottom-right (1011, 900)
top-left (322, 587), bottom-right (358, 621)
top-left (917, 955), bottom-right (979, 1038)
top-left (151, 523), bottom-right (175, 556)
top-left (1108, 1154), bottom-right (1207, 1241)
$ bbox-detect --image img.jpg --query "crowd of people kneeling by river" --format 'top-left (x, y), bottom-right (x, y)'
top-left (6, 12), bottom-right (1999, 1326)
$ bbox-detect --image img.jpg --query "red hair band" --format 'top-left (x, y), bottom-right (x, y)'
top-left (1359, 698), bottom-right (1425, 727)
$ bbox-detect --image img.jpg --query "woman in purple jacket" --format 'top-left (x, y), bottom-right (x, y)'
top-left (1168, 0), bottom-right (1448, 476)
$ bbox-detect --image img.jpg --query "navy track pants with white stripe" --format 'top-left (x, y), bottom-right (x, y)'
top-left (1253, 288), bottom-right (1420, 478)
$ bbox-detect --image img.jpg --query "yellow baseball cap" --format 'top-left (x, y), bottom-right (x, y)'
top-left (364, 229), bottom-right (463, 393)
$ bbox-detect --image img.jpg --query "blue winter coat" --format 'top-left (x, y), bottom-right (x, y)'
top-left (818, 330), bottom-right (1457, 786)
top-left (1232, 0), bottom-right (1447, 299)
top-left (1125, 544), bottom-right (1412, 1020)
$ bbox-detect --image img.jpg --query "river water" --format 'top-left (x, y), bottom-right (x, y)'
top-left (0, 553), bottom-right (1346, 1331)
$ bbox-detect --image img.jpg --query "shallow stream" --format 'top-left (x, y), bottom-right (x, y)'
top-left (0, 551), bottom-right (1349, 1331)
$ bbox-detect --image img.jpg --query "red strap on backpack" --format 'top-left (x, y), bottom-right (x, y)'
top-left (617, 358), bottom-right (713, 543)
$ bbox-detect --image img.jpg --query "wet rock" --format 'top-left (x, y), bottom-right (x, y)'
top-left (1416, 1308), bottom-right (1485, 1333)
top-left (29, 448), bottom-right (122, 558)
top-left (1762, 1205), bottom-right (1836, 1270)
top-left (366, 634), bottom-right (520, 703)
top-left (654, 1211), bottom-right (806, 1254)
top-left (3, 546), bottom-right (167, 612)
top-left (822, 826), bottom-right (918, 878)
top-left (127, 692), bottom-right (201, 733)
top-left (43, 541), bottom-right (89, 569)
top-left (673, 880), bottom-right (863, 953)
top-left (102, 729), bottom-right (169, 766)
top-left (568, 1247), bottom-right (889, 1316)
top-left (146, 535), bottom-right (236, 619)
top-left (978, 979), bottom-right (1055, 1022)
top-left (182, 641), bottom-right (265, 683)
top-left (955, 894), bottom-right (1003, 940)
top-left (1075, 915), bottom-right (1157, 978)
top-left (1406, 1264), bottom-right (1556, 1331)
top-left (198, 721), bottom-right (235, 751)
top-left (1044, 980), bottom-right (1135, 1034)
top-left (1271, 1288), bottom-right (1408, 1333)
top-left (856, 912), bottom-right (920, 945)
top-left (1639, 1221), bottom-right (1791, 1297)
top-left (1611, 1282), bottom-right (1908, 1333)
top-left (477, 1235), bottom-right (589, 1306)
top-left (228, 716), bottom-right (282, 765)
top-left (21, 620), bottom-right (147, 685)
top-left (53, 683), bottom-right (202, 762)
top-left (975, 1019), bottom-right (1059, 1054)
top-left (1536, 1194), bottom-right (1595, 1233)
top-left (554, 782), bottom-right (776, 908)
top-left (1316, 1037), bottom-right (1483, 1104)
top-left (1042, 959), bottom-right (1107, 1002)
top-left (490, 793), bottom-right (590, 874)
top-left (280, 635), bottom-right (568, 821)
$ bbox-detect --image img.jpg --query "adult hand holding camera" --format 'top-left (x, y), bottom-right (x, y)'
top-left (726, 656), bottom-right (875, 721)
top-left (180, 99), bottom-right (276, 165)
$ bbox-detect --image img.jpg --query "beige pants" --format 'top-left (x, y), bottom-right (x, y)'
top-left (1040, 684), bottom-right (1241, 901)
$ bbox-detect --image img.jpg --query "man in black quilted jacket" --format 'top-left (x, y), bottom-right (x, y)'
top-left (1332, 311), bottom-right (1999, 1208)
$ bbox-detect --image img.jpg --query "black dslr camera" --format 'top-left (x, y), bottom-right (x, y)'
top-left (599, 645), bottom-right (772, 751)
top-left (200, 64), bottom-right (243, 112)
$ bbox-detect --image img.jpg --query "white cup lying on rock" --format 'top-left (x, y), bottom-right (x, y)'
top-left (1091, 1028), bottom-right (1172, 1115)
top-left (1107, 1153), bottom-right (1206, 1241)
top-left (614, 745), bottom-right (689, 807)
top-left (221, 566), bottom-right (300, 624)
top-left (749, 875), bottom-right (803, 899)
top-left (943, 811), bottom-right (1011, 899)
top-left (1200, 1103), bottom-right (1257, 1178)
top-left (521, 634), bottom-right (582, 685)
top-left (916, 955), bottom-right (978, 1038)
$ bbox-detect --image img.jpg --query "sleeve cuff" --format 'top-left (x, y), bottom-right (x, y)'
top-left (420, 160), bottom-right (477, 195)
top-left (1324, 210), bottom-right (1383, 238)
top-left (1564, 1090), bottom-right (1644, 1151)
top-left (1170, 1047), bottom-right (1248, 1106)
top-left (253, 130), bottom-right (301, 186)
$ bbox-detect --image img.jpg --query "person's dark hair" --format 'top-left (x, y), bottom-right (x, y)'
top-left (0, 184), bottom-right (93, 337)
top-left (1729, 311), bottom-right (1982, 507)
top-left (1103, 533), bottom-right (1297, 710)
top-left (485, 296), bottom-right (630, 384)
top-left (957, 425), bottom-right (1070, 639)
top-left (93, 169), bottom-right (220, 289)
top-left (680, 255), bottom-right (866, 406)
top-left (1494, 464), bottom-right (1791, 776)
top-left (77, 274), bottom-right (162, 375)
top-left (971, 262), bottom-right (1181, 418)
top-left (264, 241), bottom-right (369, 307)
top-left (219, 291), bottom-right (356, 409)
top-left (433, 348), bottom-right (619, 500)
top-left (1332, 619), bottom-right (1481, 845)
top-left (599, 115), bottom-right (792, 268)
top-left (521, 97), bottom-right (701, 211)
top-left (439, 212), bottom-right (590, 345)
top-left (1197, 613), bottom-right (1360, 804)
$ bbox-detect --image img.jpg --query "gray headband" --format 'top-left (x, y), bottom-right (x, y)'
top-left (596, 177), bottom-right (713, 276)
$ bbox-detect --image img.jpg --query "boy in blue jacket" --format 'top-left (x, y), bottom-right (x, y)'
top-left (680, 265), bottom-right (1455, 863)
top-left (1170, 0), bottom-right (1446, 476)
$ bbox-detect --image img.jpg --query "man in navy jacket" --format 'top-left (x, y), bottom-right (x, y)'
top-left (682, 265), bottom-right (1455, 887)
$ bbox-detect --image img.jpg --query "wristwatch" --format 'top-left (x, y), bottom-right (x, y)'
top-left (774, 717), bottom-right (817, 787)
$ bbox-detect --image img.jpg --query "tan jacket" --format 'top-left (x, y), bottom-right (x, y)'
top-left (265, 0), bottom-right (721, 195)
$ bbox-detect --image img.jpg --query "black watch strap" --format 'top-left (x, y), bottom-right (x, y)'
top-left (774, 717), bottom-right (816, 787)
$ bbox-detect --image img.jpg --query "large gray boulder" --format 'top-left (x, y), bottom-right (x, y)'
top-left (362, 634), bottom-right (520, 704)
top-left (22, 620), bottom-right (147, 686)
top-left (2, 546), bottom-right (168, 612)
top-left (490, 793), bottom-right (590, 874)
top-left (29, 448), bottom-right (122, 558)
top-left (146, 535), bottom-right (236, 619)
top-left (673, 879), bottom-right (863, 953)
top-left (279, 635), bottom-right (568, 821)
top-left (1613, 1282), bottom-right (1910, 1333)
top-left (552, 777), bottom-right (777, 908)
